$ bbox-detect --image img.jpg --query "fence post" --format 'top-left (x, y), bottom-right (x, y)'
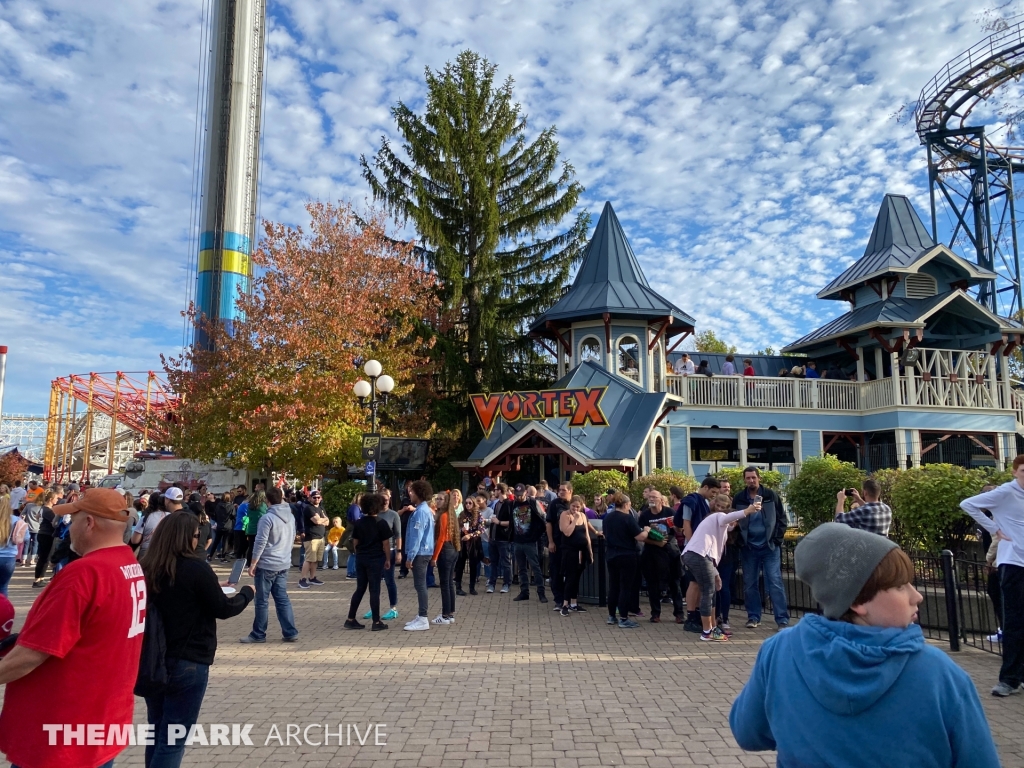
top-left (941, 550), bottom-right (961, 651)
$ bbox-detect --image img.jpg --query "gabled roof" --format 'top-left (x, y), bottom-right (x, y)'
top-left (465, 361), bottom-right (667, 467)
top-left (530, 202), bottom-right (695, 333)
top-left (818, 194), bottom-right (995, 300)
top-left (783, 290), bottom-right (1021, 352)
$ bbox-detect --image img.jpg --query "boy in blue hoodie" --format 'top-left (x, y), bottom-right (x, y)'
top-left (730, 523), bottom-right (1000, 768)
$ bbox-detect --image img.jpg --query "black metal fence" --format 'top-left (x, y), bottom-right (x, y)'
top-left (579, 539), bottom-right (1002, 656)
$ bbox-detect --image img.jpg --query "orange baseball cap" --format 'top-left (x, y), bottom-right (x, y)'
top-left (61, 488), bottom-right (130, 522)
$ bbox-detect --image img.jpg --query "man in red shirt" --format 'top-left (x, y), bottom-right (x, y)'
top-left (0, 488), bottom-right (145, 768)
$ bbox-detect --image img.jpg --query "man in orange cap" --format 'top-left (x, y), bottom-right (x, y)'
top-left (0, 488), bottom-right (146, 768)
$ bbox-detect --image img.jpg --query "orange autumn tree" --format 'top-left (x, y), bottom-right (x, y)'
top-left (164, 201), bottom-right (439, 477)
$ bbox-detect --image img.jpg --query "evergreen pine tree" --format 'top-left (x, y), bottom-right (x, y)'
top-left (361, 50), bottom-right (588, 396)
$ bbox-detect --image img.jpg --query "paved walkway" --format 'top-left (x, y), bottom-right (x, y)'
top-left (7, 561), bottom-right (1022, 767)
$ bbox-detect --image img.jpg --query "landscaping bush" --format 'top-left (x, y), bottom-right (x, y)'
top-left (321, 480), bottom-right (365, 520)
top-left (629, 469), bottom-right (698, 508)
top-left (889, 464), bottom-right (1011, 552)
top-left (569, 469), bottom-right (631, 506)
top-left (786, 454), bottom-right (864, 533)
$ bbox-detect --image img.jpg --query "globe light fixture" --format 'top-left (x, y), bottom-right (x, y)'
top-left (353, 360), bottom-right (391, 490)
top-left (353, 379), bottom-right (372, 399)
top-left (364, 359), bottom-right (383, 378)
top-left (377, 374), bottom-right (395, 394)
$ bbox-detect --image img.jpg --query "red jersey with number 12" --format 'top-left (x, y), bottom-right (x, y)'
top-left (0, 545), bottom-right (146, 768)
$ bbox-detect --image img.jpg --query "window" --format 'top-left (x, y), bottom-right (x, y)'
top-left (579, 337), bottom-right (602, 364)
top-left (655, 436), bottom-right (665, 469)
top-left (618, 336), bottom-right (641, 383)
top-left (652, 340), bottom-right (663, 392)
top-left (905, 273), bottom-right (938, 299)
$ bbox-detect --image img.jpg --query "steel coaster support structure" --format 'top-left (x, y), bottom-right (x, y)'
top-left (44, 372), bottom-right (176, 482)
top-left (916, 20), bottom-right (1024, 320)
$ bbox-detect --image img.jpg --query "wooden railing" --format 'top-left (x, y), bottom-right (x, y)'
top-left (665, 371), bottom-right (1016, 415)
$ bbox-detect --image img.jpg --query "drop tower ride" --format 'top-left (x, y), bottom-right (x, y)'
top-left (195, 0), bottom-right (267, 348)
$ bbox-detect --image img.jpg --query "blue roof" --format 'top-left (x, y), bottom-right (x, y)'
top-left (783, 291), bottom-right (1020, 352)
top-left (531, 202), bottom-right (695, 332)
top-left (818, 194), bottom-right (994, 300)
top-left (466, 361), bottom-right (667, 466)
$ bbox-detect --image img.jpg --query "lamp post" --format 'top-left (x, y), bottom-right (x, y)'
top-left (353, 359), bottom-right (394, 491)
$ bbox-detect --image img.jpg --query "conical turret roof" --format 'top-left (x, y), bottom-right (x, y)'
top-left (530, 202), bottom-right (695, 333)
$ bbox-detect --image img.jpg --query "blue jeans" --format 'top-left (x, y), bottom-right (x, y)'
top-left (488, 540), bottom-right (511, 587)
top-left (250, 568), bottom-right (298, 640)
top-left (0, 557), bottom-right (15, 596)
top-left (346, 550), bottom-right (357, 577)
top-left (741, 546), bottom-right (789, 625)
top-left (383, 549), bottom-right (398, 606)
top-left (514, 542), bottom-right (545, 597)
top-left (144, 658), bottom-right (210, 768)
top-left (716, 560), bottom-right (737, 623)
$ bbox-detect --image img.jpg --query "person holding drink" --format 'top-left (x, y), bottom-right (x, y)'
top-left (732, 467), bottom-right (789, 630)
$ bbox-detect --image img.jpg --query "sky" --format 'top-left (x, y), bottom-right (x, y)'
top-left (0, 0), bottom-right (1006, 415)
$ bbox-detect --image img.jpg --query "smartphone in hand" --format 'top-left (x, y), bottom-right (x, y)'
top-left (228, 559), bottom-right (246, 585)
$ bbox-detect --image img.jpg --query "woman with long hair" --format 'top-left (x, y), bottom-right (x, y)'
top-left (140, 511), bottom-right (255, 768)
top-left (32, 490), bottom-right (59, 587)
top-left (455, 494), bottom-right (484, 596)
top-left (0, 495), bottom-right (15, 596)
top-left (430, 491), bottom-right (461, 624)
top-left (344, 493), bottom-right (393, 631)
top-left (243, 489), bottom-right (267, 566)
top-left (559, 495), bottom-right (595, 615)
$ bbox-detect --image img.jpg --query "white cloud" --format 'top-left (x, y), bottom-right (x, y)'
top-left (0, 0), bottom-right (999, 414)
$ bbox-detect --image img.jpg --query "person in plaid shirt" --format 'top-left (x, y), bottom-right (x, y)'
top-left (834, 479), bottom-right (891, 536)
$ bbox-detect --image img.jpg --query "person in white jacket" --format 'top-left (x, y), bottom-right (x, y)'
top-left (960, 455), bottom-right (1024, 697)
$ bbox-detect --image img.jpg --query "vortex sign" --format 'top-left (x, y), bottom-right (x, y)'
top-left (469, 387), bottom-right (609, 438)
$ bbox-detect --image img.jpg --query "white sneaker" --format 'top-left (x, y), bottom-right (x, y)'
top-left (486, 585), bottom-right (494, 593)
top-left (431, 614), bottom-right (451, 625)
top-left (332, 565), bottom-right (339, 570)
top-left (404, 616), bottom-right (429, 631)
top-left (500, 584), bottom-right (510, 593)
top-left (988, 631), bottom-right (1003, 643)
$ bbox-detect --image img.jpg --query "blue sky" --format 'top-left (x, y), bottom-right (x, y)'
top-left (0, 0), bottom-right (1000, 415)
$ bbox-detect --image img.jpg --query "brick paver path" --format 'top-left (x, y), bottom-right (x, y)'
top-left (7, 560), bottom-right (1022, 767)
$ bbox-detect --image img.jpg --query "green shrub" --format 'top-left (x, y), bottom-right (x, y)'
top-left (629, 469), bottom-right (698, 507)
top-left (889, 464), bottom-right (1009, 552)
top-left (787, 455), bottom-right (864, 533)
top-left (569, 469), bottom-right (631, 506)
top-left (321, 480), bottom-right (366, 520)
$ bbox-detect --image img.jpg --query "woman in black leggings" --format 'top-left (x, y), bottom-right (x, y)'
top-left (32, 491), bottom-right (58, 588)
top-left (558, 495), bottom-right (595, 616)
top-left (601, 492), bottom-right (651, 628)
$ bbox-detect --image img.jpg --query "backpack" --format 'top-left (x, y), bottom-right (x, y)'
top-left (9, 518), bottom-right (28, 546)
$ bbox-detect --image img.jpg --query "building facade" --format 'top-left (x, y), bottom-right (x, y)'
top-left (457, 198), bottom-right (1024, 485)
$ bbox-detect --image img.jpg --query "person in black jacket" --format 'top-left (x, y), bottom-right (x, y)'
top-left (208, 493), bottom-right (232, 562)
top-left (732, 466), bottom-right (790, 630)
top-left (140, 511), bottom-right (255, 768)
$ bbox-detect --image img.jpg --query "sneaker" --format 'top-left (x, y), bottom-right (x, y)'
top-left (561, 606), bottom-right (569, 616)
top-left (332, 565), bottom-right (339, 570)
top-left (309, 577), bottom-right (325, 586)
top-left (456, 588), bottom-right (467, 596)
top-left (618, 618), bottom-right (640, 628)
top-left (700, 627), bottom-right (729, 642)
top-left (500, 584), bottom-right (510, 593)
top-left (553, 605), bottom-right (563, 611)
top-left (745, 619), bottom-right (761, 629)
top-left (362, 610), bottom-right (374, 619)
top-left (432, 615), bottom-right (451, 625)
top-left (683, 620), bottom-right (702, 633)
top-left (538, 595), bottom-right (549, 604)
top-left (720, 621), bottom-right (732, 631)
top-left (607, 615), bottom-right (617, 625)
top-left (717, 624), bottom-right (733, 637)
top-left (344, 619), bottom-right (364, 630)
top-left (570, 605), bottom-right (586, 612)
top-left (447, 615), bottom-right (456, 624)
top-left (486, 585), bottom-right (495, 593)
top-left (240, 635), bottom-right (266, 644)
top-left (382, 608), bottom-right (399, 621)
top-left (298, 578), bottom-right (310, 589)
top-left (371, 622), bottom-right (388, 631)
top-left (404, 616), bottom-right (429, 631)
top-left (987, 631), bottom-right (1003, 643)
top-left (630, 611), bottom-right (645, 618)
top-left (282, 635), bottom-right (298, 642)
top-left (345, 575), bottom-right (357, 580)
top-left (991, 681), bottom-right (1021, 697)
top-left (33, 579), bottom-right (48, 589)
top-left (513, 593), bottom-right (529, 601)
top-left (650, 615), bottom-right (661, 623)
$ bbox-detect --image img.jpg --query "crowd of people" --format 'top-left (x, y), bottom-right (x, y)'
top-left (0, 455), bottom-right (1020, 768)
top-left (672, 352), bottom-right (860, 380)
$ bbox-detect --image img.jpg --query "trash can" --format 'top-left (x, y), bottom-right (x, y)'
top-left (577, 536), bottom-right (607, 606)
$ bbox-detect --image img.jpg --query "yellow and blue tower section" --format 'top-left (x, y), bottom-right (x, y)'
top-left (194, 0), bottom-right (266, 348)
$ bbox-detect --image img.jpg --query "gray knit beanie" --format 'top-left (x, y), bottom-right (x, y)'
top-left (795, 523), bottom-right (899, 619)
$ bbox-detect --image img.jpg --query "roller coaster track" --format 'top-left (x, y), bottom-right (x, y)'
top-left (917, 20), bottom-right (1024, 169)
